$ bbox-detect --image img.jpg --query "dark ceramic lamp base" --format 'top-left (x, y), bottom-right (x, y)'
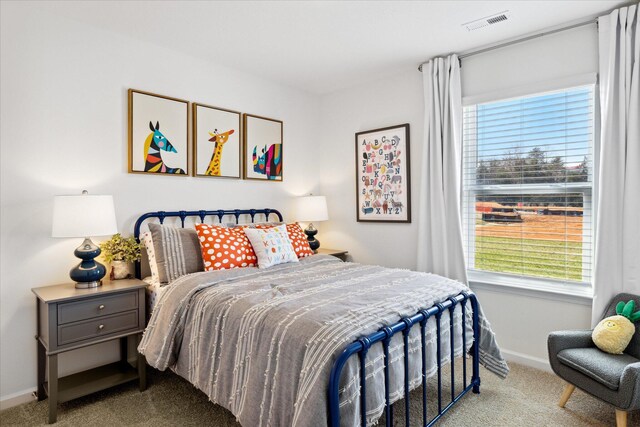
top-left (304, 224), bottom-right (320, 252)
top-left (70, 238), bottom-right (107, 289)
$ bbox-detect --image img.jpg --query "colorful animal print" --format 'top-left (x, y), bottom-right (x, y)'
top-left (252, 144), bottom-right (282, 180)
top-left (358, 128), bottom-right (408, 219)
top-left (144, 121), bottom-right (185, 174)
top-left (390, 199), bottom-right (403, 211)
top-left (205, 129), bottom-right (235, 176)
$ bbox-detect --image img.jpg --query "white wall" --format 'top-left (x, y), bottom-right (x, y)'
top-left (318, 69), bottom-right (424, 269)
top-left (0, 2), bottom-right (601, 405)
top-left (0, 3), bottom-right (320, 403)
top-left (461, 23), bottom-right (599, 98)
top-left (472, 287), bottom-right (591, 370)
top-left (318, 25), bottom-right (598, 369)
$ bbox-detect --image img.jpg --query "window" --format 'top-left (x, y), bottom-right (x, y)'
top-left (462, 85), bottom-right (595, 290)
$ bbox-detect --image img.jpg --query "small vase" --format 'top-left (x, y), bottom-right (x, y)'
top-left (110, 260), bottom-right (130, 280)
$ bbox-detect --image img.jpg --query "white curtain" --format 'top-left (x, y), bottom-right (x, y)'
top-left (592, 5), bottom-right (639, 324)
top-left (416, 55), bottom-right (467, 284)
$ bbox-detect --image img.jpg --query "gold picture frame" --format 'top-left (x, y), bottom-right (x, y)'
top-left (128, 89), bottom-right (189, 176)
top-left (243, 114), bottom-right (283, 181)
top-left (192, 103), bottom-right (242, 179)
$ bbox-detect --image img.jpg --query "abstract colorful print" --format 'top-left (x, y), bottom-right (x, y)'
top-left (252, 143), bottom-right (282, 180)
top-left (206, 128), bottom-right (235, 176)
top-left (143, 121), bottom-right (186, 174)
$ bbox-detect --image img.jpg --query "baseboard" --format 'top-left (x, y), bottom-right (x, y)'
top-left (0, 388), bottom-right (36, 411)
top-left (501, 349), bottom-right (552, 373)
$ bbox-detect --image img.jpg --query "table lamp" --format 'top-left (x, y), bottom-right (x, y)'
top-left (295, 195), bottom-right (329, 252)
top-left (52, 190), bottom-right (118, 288)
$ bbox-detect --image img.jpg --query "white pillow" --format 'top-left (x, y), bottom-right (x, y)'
top-left (142, 231), bottom-right (160, 283)
top-left (243, 224), bottom-right (298, 269)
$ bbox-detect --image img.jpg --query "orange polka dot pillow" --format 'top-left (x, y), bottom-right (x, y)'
top-left (252, 223), bottom-right (314, 258)
top-left (195, 224), bottom-right (257, 271)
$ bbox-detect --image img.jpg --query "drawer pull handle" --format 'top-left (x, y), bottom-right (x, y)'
top-left (98, 324), bottom-right (105, 330)
top-left (98, 304), bottom-right (105, 310)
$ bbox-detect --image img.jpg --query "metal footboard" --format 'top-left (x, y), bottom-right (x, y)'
top-left (328, 292), bottom-right (480, 427)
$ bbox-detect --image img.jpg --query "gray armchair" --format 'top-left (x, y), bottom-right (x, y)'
top-left (548, 293), bottom-right (640, 427)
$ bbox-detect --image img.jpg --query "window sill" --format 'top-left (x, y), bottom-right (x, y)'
top-left (468, 271), bottom-right (593, 306)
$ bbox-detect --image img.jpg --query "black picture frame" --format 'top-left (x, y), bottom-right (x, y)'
top-left (355, 123), bottom-right (411, 223)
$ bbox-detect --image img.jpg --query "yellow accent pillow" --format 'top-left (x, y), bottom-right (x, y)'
top-left (592, 315), bottom-right (635, 354)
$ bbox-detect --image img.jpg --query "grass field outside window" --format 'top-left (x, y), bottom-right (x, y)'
top-left (475, 235), bottom-right (583, 281)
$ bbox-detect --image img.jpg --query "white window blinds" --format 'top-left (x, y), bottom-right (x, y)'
top-left (462, 85), bottom-right (595, 286)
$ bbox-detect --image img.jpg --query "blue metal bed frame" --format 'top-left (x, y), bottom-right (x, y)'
top-left (329, 292), bottom-right (480, 427)
top-left (132, 208), bottom-right (480, 427)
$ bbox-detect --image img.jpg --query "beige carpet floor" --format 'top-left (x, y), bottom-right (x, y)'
top-left (1, 362), bottom-right (637, 426)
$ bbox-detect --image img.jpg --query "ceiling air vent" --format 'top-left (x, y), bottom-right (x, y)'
top-left (463, 11), bottom-right (511, 31)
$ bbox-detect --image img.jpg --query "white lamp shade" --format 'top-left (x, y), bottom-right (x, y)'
top-left (296, 195), bottom-right (329, 222)
top-left (52, 194), bottom-right (118, 238)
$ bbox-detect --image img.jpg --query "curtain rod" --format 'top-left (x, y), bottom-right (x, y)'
top-left (418, 17), bottom-right (597, 72)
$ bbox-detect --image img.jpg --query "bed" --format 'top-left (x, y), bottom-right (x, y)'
top-left (134, 208), bottom-right (508, 427)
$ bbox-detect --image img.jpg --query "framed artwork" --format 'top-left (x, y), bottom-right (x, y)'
top-left (243, 114), bottom-right (283, 181)
top-left (356, 123), bottom-right (411, 223)
top-left (193, 103), bottom-right (241, 178)
top-left (128, 89), bottom-right (189, 176)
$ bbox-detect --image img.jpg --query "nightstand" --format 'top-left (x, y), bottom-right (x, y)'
top-left (32, 279), bottom-right (147, 423)
top-left (315, 248), bottom-right (349, 261)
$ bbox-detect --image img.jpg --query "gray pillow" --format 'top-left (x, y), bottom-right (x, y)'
top-left (148, 223), bottom-right (204, 285)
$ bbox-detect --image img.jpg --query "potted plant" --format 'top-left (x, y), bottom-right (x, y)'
top-left (99, 234), bottom-right (141, 280)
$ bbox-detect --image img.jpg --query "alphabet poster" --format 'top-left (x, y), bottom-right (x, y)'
top-left (356, 124), bottom-right (411, 222)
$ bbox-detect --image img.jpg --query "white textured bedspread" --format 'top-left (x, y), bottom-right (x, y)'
top-left (138, 255), bottom-right (508, 427)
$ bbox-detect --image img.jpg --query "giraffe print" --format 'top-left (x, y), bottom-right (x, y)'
top-left (143, 121), bottom-right (185, 174)
top-left (205, 128), bottom-right (235, 176)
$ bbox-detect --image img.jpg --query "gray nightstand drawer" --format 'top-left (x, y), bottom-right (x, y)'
top-left (58, 291), bottom-right (138, 324)
top-left (58, 310), bottom-right (139, 346)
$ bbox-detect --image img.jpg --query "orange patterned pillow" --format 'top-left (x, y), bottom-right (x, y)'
top-left (253, 223), bottom-right (314, 258)
top-left (195, 224), bottom-right (257, 270)
top-left (285, 223), bottom-right (315, 258)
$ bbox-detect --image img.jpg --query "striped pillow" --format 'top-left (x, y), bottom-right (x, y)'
top-left (148, 223), bottom-right (204, 285)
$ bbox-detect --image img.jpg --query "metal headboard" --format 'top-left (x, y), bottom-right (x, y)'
top-left (133, 208), bottom-right (283, 279)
